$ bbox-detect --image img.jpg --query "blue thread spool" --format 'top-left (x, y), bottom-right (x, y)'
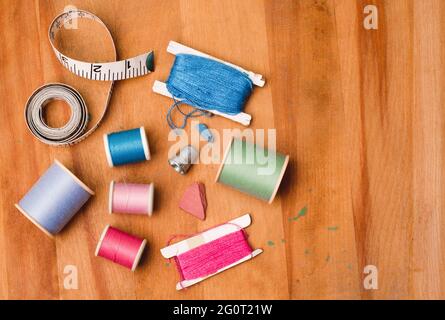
top-left (103, 127), bottom-right (151, 167)
top-left (15, 160), bottom-right (94, 238)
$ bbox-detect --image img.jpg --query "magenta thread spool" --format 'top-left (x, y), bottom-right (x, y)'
top-left (109, 181), bottom-right (154, 216)
top-left (95, 225), bottom-right (147, 271)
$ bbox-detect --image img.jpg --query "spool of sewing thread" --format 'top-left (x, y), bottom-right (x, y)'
top-left (95, 225), bottom-right (147, 271)
top-left (168, 145), bottom-right (198, 175)
top-left (164, 54), bottom-right (254, 129)
top-left (215, 138), bottom-right (289, 203)
top-left (109, 181), bottom-right (154, 216)
top-left (103, 127), bottom-right (150, 167)
top-left (15, 160), bottom-right (94, 237)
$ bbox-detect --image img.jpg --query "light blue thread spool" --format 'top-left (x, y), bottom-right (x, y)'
top-left (103, 127), bottom-right (151, 167)
top-left (15, 160), bottom-right (94, 237)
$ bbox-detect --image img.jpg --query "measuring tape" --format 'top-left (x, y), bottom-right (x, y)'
top-left (25, 9), bottom-right (154, 146)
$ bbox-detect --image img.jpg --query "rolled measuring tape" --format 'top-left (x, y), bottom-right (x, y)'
top-left (215, 137), bottom-right (289, 203)
top-left (15, 160), bottom-right (94, 238)
top-left (25, 9), bottom-right (154, 146)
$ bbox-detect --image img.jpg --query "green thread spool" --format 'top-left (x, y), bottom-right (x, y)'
top-left (215, 138), bottom-right (289, 203)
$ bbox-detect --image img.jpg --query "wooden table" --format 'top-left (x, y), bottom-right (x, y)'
top-left (0, 0), bottom-right (444, 300)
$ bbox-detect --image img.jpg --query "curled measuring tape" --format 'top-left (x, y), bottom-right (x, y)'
top-left (25, 9), bottom-right (154, 145)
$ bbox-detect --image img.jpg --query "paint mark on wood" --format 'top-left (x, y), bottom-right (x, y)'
top-left (292, 206), bottom-right (308, 221)
top-left (327, 226), bottom-right (339, 231)
top-left (267, 240), bottom-right (275, 246)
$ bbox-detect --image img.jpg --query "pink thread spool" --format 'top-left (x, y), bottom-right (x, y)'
top-left (109, 181), bottom-right (154, 216)
top-left (95, 225), bottom-right (147, 271)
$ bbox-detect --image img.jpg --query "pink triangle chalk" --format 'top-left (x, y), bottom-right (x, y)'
top-left (179, 182), bottom-right (207, 221)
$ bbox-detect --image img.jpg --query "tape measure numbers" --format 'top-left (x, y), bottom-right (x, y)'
top-left (25, 9), bottom-right (154, 145)
top-left (49, 10), bottom-right (154, 81)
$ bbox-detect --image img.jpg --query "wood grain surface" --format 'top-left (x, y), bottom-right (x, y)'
top-left (0, 0), bottom-right (444, 300)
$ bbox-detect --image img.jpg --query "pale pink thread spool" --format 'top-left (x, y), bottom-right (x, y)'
top-left (109, 181), bottom-right (154, 216)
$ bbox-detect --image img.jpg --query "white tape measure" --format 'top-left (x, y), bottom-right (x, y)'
top-left (25, 9), bottom-right (154, 146)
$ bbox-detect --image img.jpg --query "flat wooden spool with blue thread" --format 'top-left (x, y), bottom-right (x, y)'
top-left (215, 137), bottom-right (289, 203)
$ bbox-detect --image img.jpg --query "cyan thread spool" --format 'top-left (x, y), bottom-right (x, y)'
top-left (103, 127), bottom-right (151, 167)
top-left (168, 145), bottom-right (198, 175)
top-left (15, 160), bottom-right (94, 238)
top-left (215, 138), bottom-right (289, 203)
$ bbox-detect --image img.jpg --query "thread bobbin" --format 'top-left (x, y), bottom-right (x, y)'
top-left (161, 214), bottom-right (262, 290)
top-left (215, 137), bottom-right (289, 203)
top-left (95, 225), bottom-right (147, 271)
top-left (153, 41), bottom-right (266, 126)
top-left (109, 181), bottom-right (154, 216)
top-left (103, 127), bottom-right (151, 167)
top-left (15, 160), bottom-right (94, 238)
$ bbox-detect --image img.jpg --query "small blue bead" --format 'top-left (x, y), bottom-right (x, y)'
top-left (196, 123), bottom-right (214, 143)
